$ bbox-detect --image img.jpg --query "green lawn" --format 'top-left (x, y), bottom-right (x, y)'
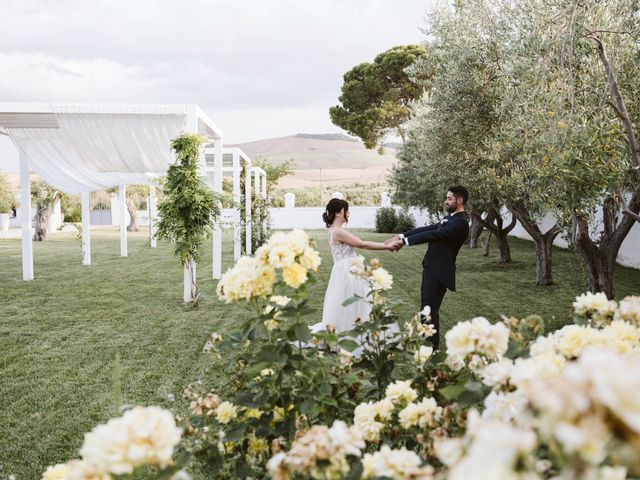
top-left (0, 228), bottom-right (638, 478)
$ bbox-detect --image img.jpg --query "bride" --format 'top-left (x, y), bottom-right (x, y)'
top-left (312, 198), bottom-right (397, 334)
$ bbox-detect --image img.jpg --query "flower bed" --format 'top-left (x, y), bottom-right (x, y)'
top-left (44, 230), bottom-right (640, 480)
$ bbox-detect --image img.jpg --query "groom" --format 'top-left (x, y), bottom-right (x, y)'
top-left (386, 186), bottom-right (470, 350)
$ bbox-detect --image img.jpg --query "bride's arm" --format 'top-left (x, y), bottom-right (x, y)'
top-left (332, 228), bottom-right (394, 251)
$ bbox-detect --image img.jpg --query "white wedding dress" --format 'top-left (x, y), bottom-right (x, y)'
top-left (312, 228), bottom-right (372, 333)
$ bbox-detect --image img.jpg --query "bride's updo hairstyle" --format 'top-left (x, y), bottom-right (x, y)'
top-left (323, 198), bottom-right (349, 228)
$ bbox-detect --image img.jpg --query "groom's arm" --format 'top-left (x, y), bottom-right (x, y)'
top-left (385, 222), bottom-right (440, 249)
top-left (404, 220), bottom-right (468, 246)
top-left (401, 223), bottom-right (439, 238)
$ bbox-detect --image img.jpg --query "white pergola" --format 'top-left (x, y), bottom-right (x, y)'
top-left (0, 102), bottom-right (224, 303)
top-left (249, 165), bottom-right (268, 251)
top-left (205, 147), bottom-right (252, 267)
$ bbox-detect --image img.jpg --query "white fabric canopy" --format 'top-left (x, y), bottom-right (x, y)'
top-left (3, 103), bottom-right (204, 193)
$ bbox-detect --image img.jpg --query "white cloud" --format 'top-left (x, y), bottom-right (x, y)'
top-left (0, 0), bottom-right (435, 143)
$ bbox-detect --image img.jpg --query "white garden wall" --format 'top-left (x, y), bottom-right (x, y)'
top-left (268, 206), bottom-right (640, 270)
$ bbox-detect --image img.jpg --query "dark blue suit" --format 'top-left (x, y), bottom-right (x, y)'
top-left (402, 212), bottom-right (469, 349)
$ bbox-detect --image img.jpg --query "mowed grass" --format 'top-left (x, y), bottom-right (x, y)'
top-left (1, 227), bottom-right (639, 478)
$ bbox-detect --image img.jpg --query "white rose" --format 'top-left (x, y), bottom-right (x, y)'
top-left (414, 345), bottom-right (434, 366)
top-left (385, 380), bottom-right (417, 404)
top-left (339, 348), bottom-right (354, 366)
top-left (433, 437), bottom-right (464, 467)
top-left (479, 358), bottom-right (513, 388)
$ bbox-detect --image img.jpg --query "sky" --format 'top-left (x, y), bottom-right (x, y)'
top-left (0, 0), bottom-right (436, 170)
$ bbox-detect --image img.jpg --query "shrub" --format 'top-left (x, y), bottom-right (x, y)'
top-left (64, 203), bottom-right (82, 223)
top-left (395, 208), bottom-right (416, 232)
top-left (60, 194), bottom-right (81, 223)
top-left (375, 207), bottom-right (397, 233)
top-left (0, 174), bottom-right (17, 214)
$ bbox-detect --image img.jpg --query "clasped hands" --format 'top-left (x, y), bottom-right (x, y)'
top-left (384, 235), bottom-right (404, 252)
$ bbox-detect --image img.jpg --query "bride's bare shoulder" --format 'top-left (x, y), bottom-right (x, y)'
top-left (332, 227), bottom-right (358, 243)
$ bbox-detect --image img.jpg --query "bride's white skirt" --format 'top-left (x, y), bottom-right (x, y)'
top-left (313, 257), bottom-right (372, 333)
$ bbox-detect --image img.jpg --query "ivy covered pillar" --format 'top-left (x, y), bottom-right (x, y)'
top-left (244, 159), bottom-right (252, 255)
top-left (232, 150), bottom-right (241, 261)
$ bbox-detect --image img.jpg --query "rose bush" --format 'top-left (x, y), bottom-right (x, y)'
top-left (44, 231), bottom-right (640, 480)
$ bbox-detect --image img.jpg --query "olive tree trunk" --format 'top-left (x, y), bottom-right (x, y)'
top-left (125, 196), bottom-right (139, 232)
top-left (571, 194), bottom-right (639, 299)
top-left (468, 213), bottom-right (484, 249)
top-left (476, 207), bottom-right (516, 264)
top-left (509, 203), bottom-right (560, 286)
top-left (33, 194), bottom-right (60, 241)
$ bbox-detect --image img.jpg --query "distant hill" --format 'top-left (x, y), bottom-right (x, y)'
top-left (294, 133), bottom-right (358, 142)
top-left (230, 134), bottom-right (398, 188)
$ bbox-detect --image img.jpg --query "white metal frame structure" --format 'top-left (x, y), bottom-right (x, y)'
top-left (250, 165), bottom-right (267, 252)
top-left (252, 166), bottom-right (267, 200)
top-left (0, 102), bottom-right (223, 303)
top-left (204, 147), bottom-right (253, 268)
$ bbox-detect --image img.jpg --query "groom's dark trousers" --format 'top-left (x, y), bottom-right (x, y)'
top-left (401, 212), bottom-right (470, 350)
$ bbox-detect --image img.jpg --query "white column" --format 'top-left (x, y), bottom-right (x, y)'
top-left (284, 192), bottom-right (295, 209)
top-left (110, 193), bottom-right (119, 225)
top-left (245, 162), bottom-right (252, 254)
top-left (148, 185), bottom-right (157, 248)
top-left (19, 153), bottom-right (33, 281)
top-left (119, 184), bottom-right (127, 257)
top-left (212, 140), bottom-right (223, 279)
top-left (232, 152), bottom-right (241, 261)
top-left (254, 169), bottom-right (260, 194)
top-left (81, 191), bottom-right (91, 265)
top-left (260, 172), bottom-right (268, 245)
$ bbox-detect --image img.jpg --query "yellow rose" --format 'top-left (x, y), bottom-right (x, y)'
top-left (244, 408), bottom-right (263, 420)
top-left (282, 263), bottom-right (308, 288)
top-left (215, 401), bottom-right (238, 424)
top-left (248, 435), bottom-right (269, 456)
top-left (273, 406), bottom-right (285, 423)
top-left (268, 244), bottom-right (296, 268)
top-left (264, 319), bottom-right (279, 332)
top-left (299, 247), bottom-right (321, 271)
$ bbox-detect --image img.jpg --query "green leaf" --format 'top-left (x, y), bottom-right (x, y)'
top-left (431, 350), bottom-right (447, 364)
top-left (439, 384), bottom-right (466, 400)
top-left (224, 423), bottom-right (247, 442)
top-left (255, 350), bottom-right (285, 363)
top-left (458, 389), bottom-right (484, 407)
top-left (318, 382), bottom-right (332, 396)
top-left (343, 295), bottom-right (363, 307)
top-left (299, 398), bottom-right (317, 413)
top-left (338, 339), bottom-right (360, 352)
top-left (294, 323), bottom-right (311, 342)
top-left (346, 462), bottom-right (364, 480)
top-left (322, 397), bottom-right (338, 407)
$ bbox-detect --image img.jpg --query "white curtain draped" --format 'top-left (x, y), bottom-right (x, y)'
top-left (6, 104), bottom-right (188, 193)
